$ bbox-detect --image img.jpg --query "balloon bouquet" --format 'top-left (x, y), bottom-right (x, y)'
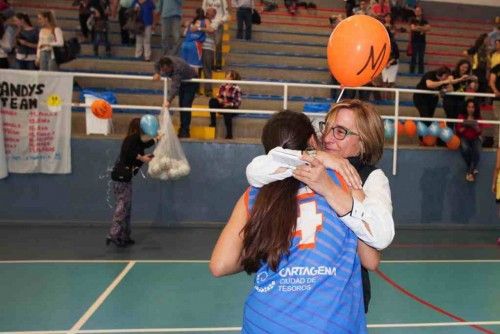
top-left (383, 119), bottom-right (461, 150)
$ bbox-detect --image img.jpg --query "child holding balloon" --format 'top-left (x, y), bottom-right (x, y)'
top-left (108, 116), bottom-right (161, 247)
top-left (455, 99), bottom-right (483, 182)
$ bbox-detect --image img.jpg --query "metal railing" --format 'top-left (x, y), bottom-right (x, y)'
top-left (2, 69), bottom-right (497, 175)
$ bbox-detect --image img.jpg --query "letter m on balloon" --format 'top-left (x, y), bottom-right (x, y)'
top-left (356, 44), bottom-right (387, 79)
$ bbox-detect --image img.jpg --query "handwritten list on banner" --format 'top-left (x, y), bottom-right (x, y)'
top-left (0, 70), bottom-right (72, 174)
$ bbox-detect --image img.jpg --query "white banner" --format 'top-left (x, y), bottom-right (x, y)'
top-left (0, 70), bottom-right (72, 174)
top-left (0, 114), bottom-right (7, 179)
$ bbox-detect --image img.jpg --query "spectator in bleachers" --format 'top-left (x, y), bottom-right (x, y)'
top-left (202, 0), bottom-right (228, 71)
top-left (201, 8), bottom-right (217, 97)
top-left (232, 0), bottom-right (253, 41)
top-left (371, 0), bottom-right (390, 20)
top-left (74, 0), bottom-right (92, 42)
top-left (262, 0), bottom-right (278, 12)
top-left (486, 19), bottom-right (499, 53)
top-left (491, 39), bottom-right (500, 69)
top-left (0, 11), bottom-right (15, 69)
top-left (344, 0), bottom-right (356, 17)
top-left (354, 1), bottom-right (369, 15)
top-left (132, 0), bottom-right (155, 62)
top-left (284, 0), bottom-right (296, 15)
top-left (382, 12), bottom-right (396, 37)
top-left (389, 0), bottom-right (414, 22)
top-left (181, 8), bottom-right (206, 71)
top-left (157, 0), bottom-right (182, 56)
top-left (13, 13), bottom-right (38, 70)
top-left (36, 11), bottom-right (64, 71)
top-left (489, 55), bottom-right (500, 146)
top-left (208, 70), bottom-right (242, 139)
top-left (442, 59), bottom-right (477, 119)
top-left (90, 0), bottom-right (112, 57)
top-left (409, 6), bottom-right (429, 74)
top-left (118, 0), bottom-right (134, 45)
top-left (455, 99), bottom-right (483, 182)
top-left (153, 56), bottom-right (199, 138)
top-left (465, 33), bottom-right (490, 95)
top-left (0, 0), bottom-right (13, 19)
top-left (381, 24), bottom-right (399, 101)
top-left (413, 66), bottom-right (452, 139)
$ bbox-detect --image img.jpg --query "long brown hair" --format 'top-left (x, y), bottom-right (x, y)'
top-left (325, 99), bottom-right (384, 165)
top-left (39, 11), bottom-right (57, 29)
top-left (241, 110), bottom-right (317, 273)
top-left (126, 117), bottom-right (141, 136)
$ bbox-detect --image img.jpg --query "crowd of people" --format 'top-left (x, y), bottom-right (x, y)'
top-left (1, 0), bottom-right (498, 151)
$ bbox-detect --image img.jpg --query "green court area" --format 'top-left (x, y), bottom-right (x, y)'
top-left (0, 260), bottom-right (498, 333)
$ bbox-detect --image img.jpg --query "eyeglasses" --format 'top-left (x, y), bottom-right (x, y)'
top-left (319, 122), bottom-right (359, 140)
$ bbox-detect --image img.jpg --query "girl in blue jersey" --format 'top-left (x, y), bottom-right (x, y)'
top-left (210, 110), bottom-right (379, 333)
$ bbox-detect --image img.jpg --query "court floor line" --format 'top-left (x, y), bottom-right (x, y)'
top-left (376, 269), bottom-right (495, 334)
top-left (1, 259), bottom-right (499, 264)
top-left (2, 321), bottom-right (500, 334)
top-left (67, 261), bottom-right (136, 334)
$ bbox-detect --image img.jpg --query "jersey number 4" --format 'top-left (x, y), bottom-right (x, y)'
top-left (294, 201), bottom-right (323, 249)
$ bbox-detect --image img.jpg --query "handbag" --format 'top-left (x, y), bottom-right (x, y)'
top-left (54, 38), bottom-right (80, 65)
top-left (252, 9), bottom-right (261, 24)
top-left (111, 163), bottom-right (134, 182)
top-left (123, 8), bottom-right (145, 35)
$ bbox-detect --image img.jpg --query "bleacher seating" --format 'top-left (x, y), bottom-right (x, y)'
top-left (12, 0), bottom-right (495, 143)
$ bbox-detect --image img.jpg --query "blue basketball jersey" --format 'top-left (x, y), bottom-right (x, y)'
top-left (242, 170), bottom-right (367, 334)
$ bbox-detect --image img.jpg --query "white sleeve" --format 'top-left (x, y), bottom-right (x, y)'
top-left (340, 169), bottom-right (395, 250)
top-left (246, 148), bottom-right (298, 188)
top-left (0, 26), bottom-right (15, 54)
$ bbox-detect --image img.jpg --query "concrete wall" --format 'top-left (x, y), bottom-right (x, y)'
top-left (0, 139), bottom-right (498, 227)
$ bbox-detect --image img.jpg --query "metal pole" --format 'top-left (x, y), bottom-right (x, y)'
top-left (392, 90), bottom-right (399, 176)
top-left (283, 84), bottom-right (288, 110)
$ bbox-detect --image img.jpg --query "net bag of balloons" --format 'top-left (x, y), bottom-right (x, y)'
top-left (148, 109), bottom-right (190, 180)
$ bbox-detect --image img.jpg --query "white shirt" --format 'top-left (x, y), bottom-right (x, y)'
top-left (202, 0), bottom-right (229, 25)
top-left (246, 148), bottom-right (395, 250)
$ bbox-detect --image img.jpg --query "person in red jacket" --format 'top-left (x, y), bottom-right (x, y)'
top-left (455, 99), bottom-right (483, 182)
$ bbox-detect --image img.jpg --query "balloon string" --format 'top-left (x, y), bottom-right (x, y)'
top-left (336, 88), bottom-right (345, 103)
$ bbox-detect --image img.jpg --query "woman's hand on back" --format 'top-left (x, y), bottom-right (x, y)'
top-left (293, 155), bottom-right (336, 197)
top-left (314, 151), bottom-right (362, 189)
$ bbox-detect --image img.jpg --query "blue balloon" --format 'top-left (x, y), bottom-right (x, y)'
top-left (428, 122), bottom-right (441, 137)
top-left (140, 114), bottom-right (159, 137)
top-left (384, 119), bottom-right (394, 139)
top-left (439, 127), bottom-right (454, 143)
top-left (416, 121), bottom-right (428, 137)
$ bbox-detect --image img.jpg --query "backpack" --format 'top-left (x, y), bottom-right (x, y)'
top-left (54, 37), bottom-right (81, 65)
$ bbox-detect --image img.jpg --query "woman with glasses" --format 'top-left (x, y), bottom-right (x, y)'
top-left (242, 100), bottom-right (394, 316)
top-left (247, 100), bottom-right (395, 252)
top-left (210, 110), bottom-right (379, 332)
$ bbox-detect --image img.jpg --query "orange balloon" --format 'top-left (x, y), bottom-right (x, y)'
top-left (397, 121), bottom-right (405, 136)
top-left (446, 135), bottom-right (460, 150)
top-left (91, 99), bottom-right (112, 119)
top-left (404, 120), bottom-right (417, 137)
top-left (327, 15), bottom-right (391, 87)
top-left (422, 135), bottom-right (437, 146)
